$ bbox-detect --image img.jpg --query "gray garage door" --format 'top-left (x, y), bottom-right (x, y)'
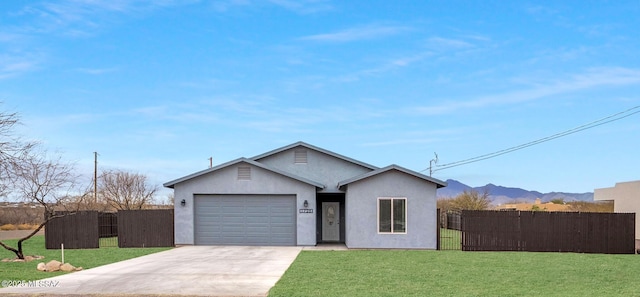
top-left (194, 194), bottom-right (296, 246)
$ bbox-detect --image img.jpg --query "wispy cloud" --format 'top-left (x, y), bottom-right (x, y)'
top-left (211, 0), bottom-right (252, 12)
top-left (361, 127), bottom-right (479, 147)
top-left (0, 1), bottom-right (193, 77)
top-left (426, 37), bottom-right (474, 50)
top-left (362, 138), bottom-right (438, 147)
top-left (410, 67), bottom-right (640, 115)
top-left (211, 0), bottom-right (332, 14)
top-left (75, 67), bottom-right (119, 75)
top-left (0, 32), bottom-right (28, 43)
top-left (0, 54), bottom-right (40, 79)
top-left (16, 0), bottom-right (196, 37)
top-left (525, 5), bottom-right (559, 17)
top-left (333, 35), bottom-right (485, 82)
top-left (333, 50), bottom-right (433, 82)
top-left (177, 78), bottom-right (238, 89)
top-left (525, 4), bottom-right (617, 38)
top-left (300, 24), bottom-right (411, 43)
top-left (269, 0), bottom-right (333, 14)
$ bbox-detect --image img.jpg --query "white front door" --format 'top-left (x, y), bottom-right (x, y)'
top-left (322, 202), bottom-right (340, 241)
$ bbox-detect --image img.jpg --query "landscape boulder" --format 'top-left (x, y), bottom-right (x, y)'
top-left (45, 260), bottom-right (62, 272)
top-left (60, 263), bottom-right (75, 272)
top-left (37, 261), bottom-right (83, 272)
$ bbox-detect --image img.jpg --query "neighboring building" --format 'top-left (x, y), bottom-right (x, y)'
top-left (164, 142), bottom-right (447, 249)
top-left (594, 180), bottom-right (640, 242)
top-left (496, 198), bottom-right (571, 212)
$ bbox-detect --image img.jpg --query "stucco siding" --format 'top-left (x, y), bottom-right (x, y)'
top-left (344, 170), bottom-right (438, 249)
top-left (173, 162), bottom-right (317, 245)
top-left (594, 180), bottom-right (640, 240)
top-left (255, 148), bottom-right (373, 192)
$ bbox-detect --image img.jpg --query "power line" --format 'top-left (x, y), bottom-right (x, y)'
top-left (423, 105), bottom-right (640, 173)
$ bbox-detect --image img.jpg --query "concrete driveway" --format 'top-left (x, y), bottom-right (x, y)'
top-left (1, 245), bottom-right (302, 297)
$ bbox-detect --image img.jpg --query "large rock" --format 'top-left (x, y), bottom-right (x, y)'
top-left (37, 262), bottom-right (46, 271)
top-left (60, 263), bottom-right (75, 272)
top-left (45, 260), bottom-right (62, 272)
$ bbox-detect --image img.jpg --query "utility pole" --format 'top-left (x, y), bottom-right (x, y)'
top-left (94, 152), bottom-right (98, 204)
top-left (429, 152), bottom-right (438, 177)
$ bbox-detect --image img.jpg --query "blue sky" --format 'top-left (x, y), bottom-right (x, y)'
top-left (1, 1), bottom-right (639, 199)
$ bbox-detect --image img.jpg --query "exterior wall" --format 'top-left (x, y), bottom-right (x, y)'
top-left (595, 180), bottom-right (640, 240)
top-left (344, 170), bottom-right (438, 249)
top-left (255, 147), bottom-right (373, 192)
top-left (173, 163), bottom-right (317, 246)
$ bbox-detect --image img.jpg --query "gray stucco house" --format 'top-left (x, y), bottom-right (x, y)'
top-left (164, 142), bottom-right (447, 249)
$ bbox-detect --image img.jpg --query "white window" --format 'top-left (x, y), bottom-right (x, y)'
top-left (378, 197), bottom-right (406, 234)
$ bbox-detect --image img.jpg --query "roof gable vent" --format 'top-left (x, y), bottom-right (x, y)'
top-left (237, 166), bottom-right (251, 180)
top-left (294, 149), bottom-right (308, 164)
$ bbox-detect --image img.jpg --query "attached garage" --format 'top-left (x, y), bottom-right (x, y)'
top-left (194, 194), bottom-right (296, 246)
top-left (166, 143), bottom-right (445, 248)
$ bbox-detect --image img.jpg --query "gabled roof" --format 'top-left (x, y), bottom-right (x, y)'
top-left (337, 164), bottom-right (448, 189)
top-left (163, 157), bottom-right (325, 189)
top-left (251, 141), bottom-right (378, 171)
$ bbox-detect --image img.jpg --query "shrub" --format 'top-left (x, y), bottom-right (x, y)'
top-left (549, 198), bottom-right (565, 204)
top-left (0, 224), bottom-right (17, 231)
top-left (17, 223), bottom-right (36, 230)
top-left (568, 201), bottom-right (614, 213)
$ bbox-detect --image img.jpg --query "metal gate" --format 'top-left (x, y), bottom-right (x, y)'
top-left (437, 209), bottom-right (462, 250)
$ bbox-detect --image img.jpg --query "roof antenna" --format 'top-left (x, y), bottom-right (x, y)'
top-left (429, 152), bottom-right (438, 177)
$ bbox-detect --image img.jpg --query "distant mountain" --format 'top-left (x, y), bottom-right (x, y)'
top-left (437, 179), bottom-right (594, 204)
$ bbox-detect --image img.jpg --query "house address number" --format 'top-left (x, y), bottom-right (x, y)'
top-left (299, 209), bottom-right (313, 213)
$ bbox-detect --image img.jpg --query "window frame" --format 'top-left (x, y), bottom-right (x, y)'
top-left (377, 197), bottom-right (407, 234)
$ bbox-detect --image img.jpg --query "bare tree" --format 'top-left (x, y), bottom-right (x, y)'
top-left (63, 182), bottom-right (114, 212)
top-left (99, 170), bottom-right (157, 210)
top-left (0, 152), bottom-right (81, 259)
top-left (164, 193), bottom-right (175, 207)
top-left (450, 189), bottom-right (490, 211)
top-left (0, 109), bottom-right (36, 197)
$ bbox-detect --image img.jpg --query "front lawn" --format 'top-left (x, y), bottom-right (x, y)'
top-left (269, 250), bottom-right (640, 296)
top-left (0, 235), bottom-right (171, 281)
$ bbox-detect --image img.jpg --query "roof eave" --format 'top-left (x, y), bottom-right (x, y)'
top-left (337, 165), bottom-right (448, 189)
top-left (251, 141), bottom-right (379, 171)
top-left (163, 157), bottom-right (325, 189)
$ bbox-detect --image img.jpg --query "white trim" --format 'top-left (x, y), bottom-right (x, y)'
top-left (377, 197), bottom-right (407, 234)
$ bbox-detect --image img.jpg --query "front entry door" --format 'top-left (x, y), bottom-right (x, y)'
top-left (322, 202), bottom-right (340, 241)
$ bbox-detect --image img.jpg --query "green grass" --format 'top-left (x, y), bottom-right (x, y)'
top-left (440, 228), bottom-right (461, 250)
top-left (99, 236), bottom-right (118, 247)
top-left (0, 235), bottom-right (171, 281)
top-left (269, 250), bottom-right (640, 297)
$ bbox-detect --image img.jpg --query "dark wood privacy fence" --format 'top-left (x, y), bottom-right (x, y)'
top-left (45, 210), bottom-right (174, 249)
top-left (45, 211), bottom-right (99, 249)
top-left (461, 210), bottom-right (635, 254)
top-left (117, 209), bottom-right (174, 248)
